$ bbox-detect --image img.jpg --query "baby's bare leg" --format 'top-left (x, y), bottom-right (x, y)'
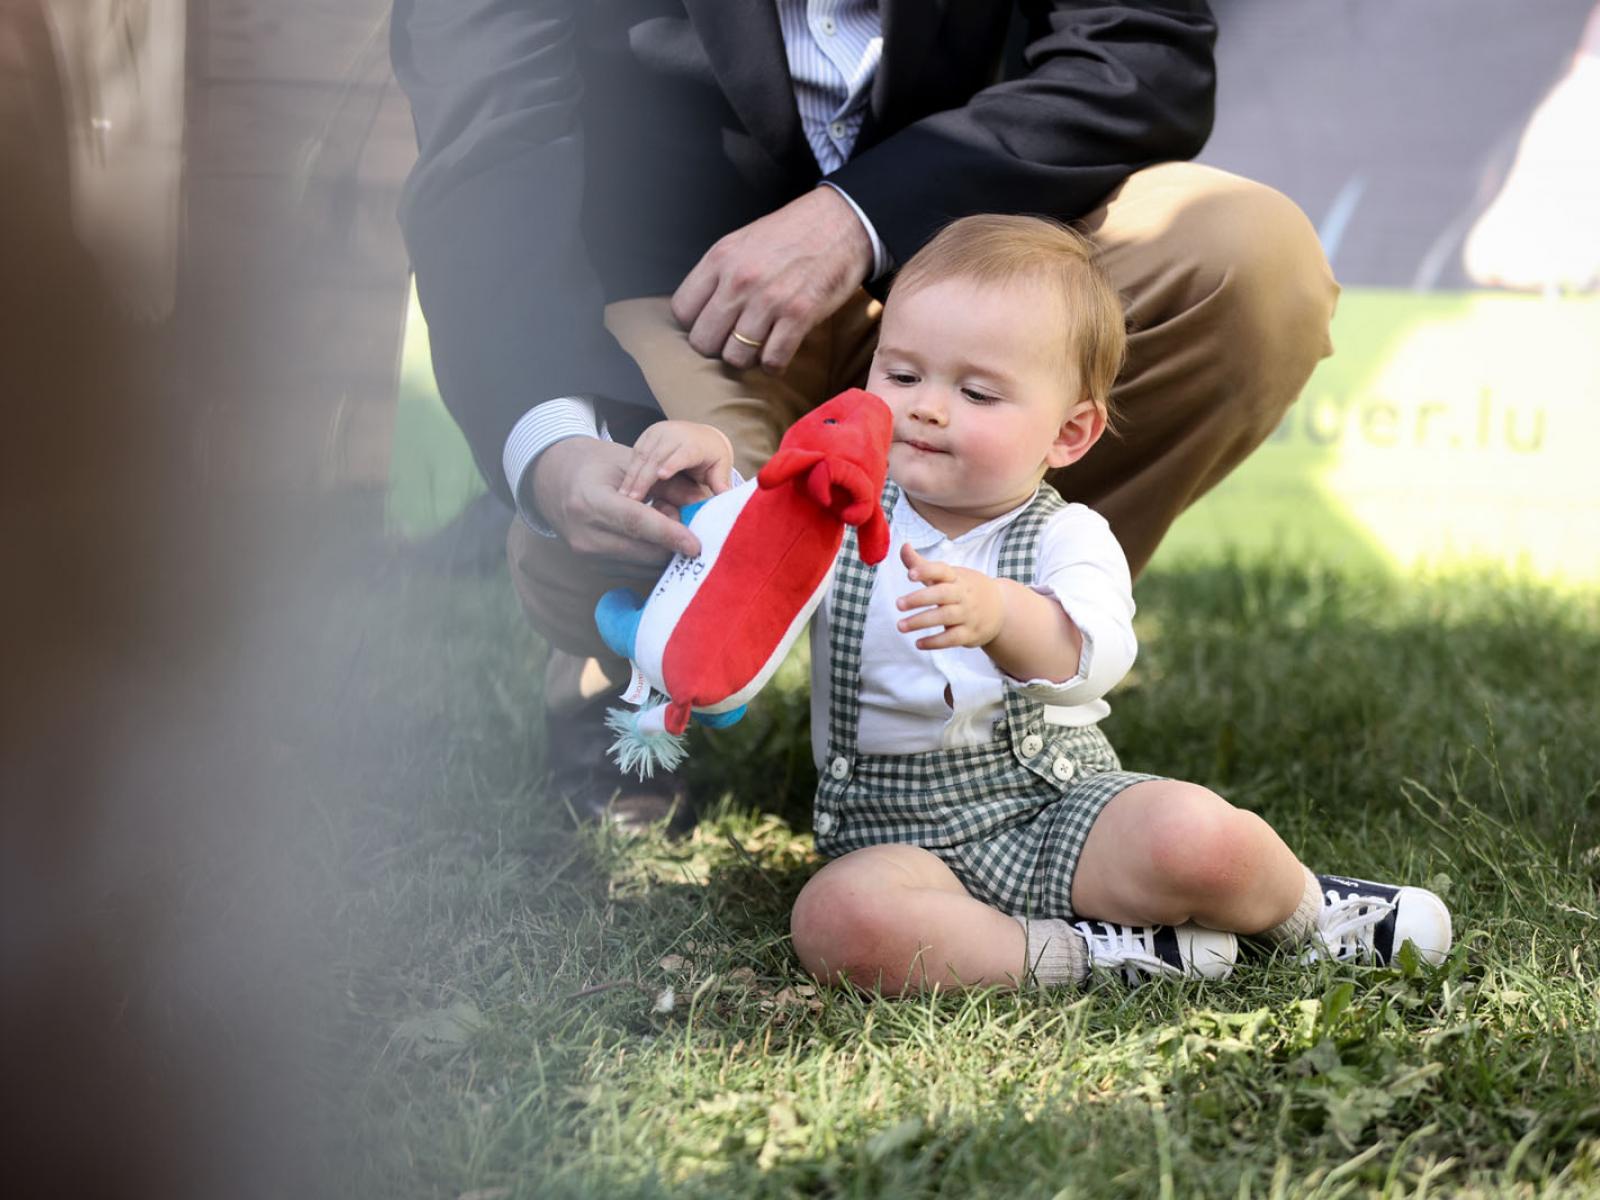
top-left (790, 844), bottom-right (1026, 995)
top-left (1071, 780), bottom-right (1307, 934)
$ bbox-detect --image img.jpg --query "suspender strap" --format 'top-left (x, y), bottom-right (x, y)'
top-left (825, 483), bottom-right (1066, 759)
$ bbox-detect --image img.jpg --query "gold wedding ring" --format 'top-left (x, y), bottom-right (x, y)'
top-left (731, 330), bottom-right (765, 349)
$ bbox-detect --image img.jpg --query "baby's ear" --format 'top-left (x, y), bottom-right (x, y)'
top-left (1045, 396), bottom-right (1107, 470)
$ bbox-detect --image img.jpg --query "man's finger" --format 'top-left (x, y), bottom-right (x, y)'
top-left (760, 313), bottom-right (808, 374)
top-left (573, 489), bottom-right (699, 562)
top-left (608, 489), bottom-right (702, 558)
top-left (720, 300), bottom-right (776, 370)
top-left (671, 257), bottom-right (718, 330)
top-left (688, 287), bottom-right (741, 358)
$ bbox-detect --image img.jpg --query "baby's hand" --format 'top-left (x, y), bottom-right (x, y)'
top-left (895, 543), bottom-right (1004, 650)
top-left (619, 420), bottom-right (735, 502)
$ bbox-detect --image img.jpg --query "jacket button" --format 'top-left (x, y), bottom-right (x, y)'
top-left (1020, 734), bottom-right (1044, 757)
top-left (829, 756), bottom-right (850, 781)
top-left (814, 811), bottom-right (836, 835)
top-left (1052, 757), bottom-right (1075, 783)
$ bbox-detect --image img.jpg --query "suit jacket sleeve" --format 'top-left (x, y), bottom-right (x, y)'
top-left (390, 0), bottom-right (659, 502)
top-left (826, 1), bottom-right (1218, 264)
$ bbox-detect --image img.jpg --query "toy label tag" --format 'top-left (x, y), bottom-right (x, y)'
top-left (620, 663), bottom-right (651, 707)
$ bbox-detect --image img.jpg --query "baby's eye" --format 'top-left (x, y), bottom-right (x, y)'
top-left (963, 388), bottom-right (999, 404)
top-left (884, 371), bottom-right (918, 385)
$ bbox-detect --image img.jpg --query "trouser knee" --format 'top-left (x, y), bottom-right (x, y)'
top-left (1174, 172), bottom-right (1340, 435)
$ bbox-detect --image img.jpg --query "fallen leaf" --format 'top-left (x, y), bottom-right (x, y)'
top-left (392, 1001), bottom-right (483, 1058)
top-left (658, 954), bottom-right (688, 972)
top-left (769, 987), bottom-right (823, 1012)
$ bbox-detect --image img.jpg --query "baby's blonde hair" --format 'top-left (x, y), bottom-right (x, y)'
top-left (889, 214), bottom-right (1127, 427)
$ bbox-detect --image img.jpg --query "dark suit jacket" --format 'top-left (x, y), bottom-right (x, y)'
top-left (391, 1), bottom-right (1217, 501)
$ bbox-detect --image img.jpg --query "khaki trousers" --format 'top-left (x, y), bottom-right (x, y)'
top-left (512, 162), bottom-right (1339, 670)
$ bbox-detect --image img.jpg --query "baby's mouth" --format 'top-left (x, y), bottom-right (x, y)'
top-left (896, 437), bottom-right (947, 455)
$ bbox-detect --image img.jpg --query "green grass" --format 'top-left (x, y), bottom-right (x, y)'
top-left (308, 551), bottom-right (1599, 1198)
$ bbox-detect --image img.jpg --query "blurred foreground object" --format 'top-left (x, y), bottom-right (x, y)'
top-left (44, 0), bottom-right (185, 321)
top-left (178, 0), bottom-right (413, 489)
top-left (3, 3), bottom-right (350, 1196)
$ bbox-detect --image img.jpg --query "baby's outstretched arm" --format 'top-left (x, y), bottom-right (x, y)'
top-left (618, 419), bottom-right (735, 503)
top-left (896, 543), bottom-right (1084, 683)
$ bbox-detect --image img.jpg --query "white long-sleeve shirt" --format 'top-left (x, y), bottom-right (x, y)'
top-left (810, 488), bottom-right (1138, 768)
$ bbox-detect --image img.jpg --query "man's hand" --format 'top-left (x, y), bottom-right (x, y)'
top-left (671, 186), bottom-right (873, 374)
top-left (619, 420), bottom-right (735, 502)
top-left (532, 437), bottom-right (705, 565)
top-left (895, 543), bottom-right (1006, 651)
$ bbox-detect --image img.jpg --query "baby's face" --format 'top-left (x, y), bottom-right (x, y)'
top-left (870, 275), bottom-right (1093, 536)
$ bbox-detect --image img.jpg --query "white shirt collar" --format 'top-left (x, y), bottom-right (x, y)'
top-left (889, 485), bottom-right (1044, 550)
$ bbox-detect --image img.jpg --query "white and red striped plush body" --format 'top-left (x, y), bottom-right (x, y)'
top-left (596, 389), bottom-right (892, 766)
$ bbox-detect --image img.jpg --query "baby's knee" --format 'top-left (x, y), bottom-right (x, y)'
top-left (1142, 784), bottom-right (1260, 906)
top-left (790, 859), bottom-right (903, 988)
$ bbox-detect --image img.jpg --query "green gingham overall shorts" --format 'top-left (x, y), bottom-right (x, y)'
top-left (812, 482), bottom-right (1162, 921)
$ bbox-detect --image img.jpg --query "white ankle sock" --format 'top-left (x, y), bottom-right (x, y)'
top-left (1014, 916), bottom-right (1090, 987)
top-left (1261, 867), bottom-right (1324, 947)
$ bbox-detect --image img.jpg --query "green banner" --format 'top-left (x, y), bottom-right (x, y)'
top-left (1153, 287), bottom-right (1600, 583)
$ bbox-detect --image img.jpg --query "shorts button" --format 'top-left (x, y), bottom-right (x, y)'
top-left (1052, 757), bottom-right (1075, 783)
top-left (829, 755), bottom-right (850, 780)
top-left (814, 811), bottom-right (836, 835)
top-left (1020, 734), bottom-right (1044, 757)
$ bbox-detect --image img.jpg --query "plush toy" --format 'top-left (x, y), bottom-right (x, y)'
top-left (595, 388), bottom-right (893, 777)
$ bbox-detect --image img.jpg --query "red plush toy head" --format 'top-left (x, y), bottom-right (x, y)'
top-left (756, 388), bottom-right (893, 563)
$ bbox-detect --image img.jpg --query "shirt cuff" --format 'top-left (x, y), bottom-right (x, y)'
top-left (503, 397), bottom-right (601, 535)
top-left (819, 181), bottom-right (892, 281)
top-left (1009, 628), bottom-right (1096, 699)
top-left (1006, 585), bottom-right (1097, 700)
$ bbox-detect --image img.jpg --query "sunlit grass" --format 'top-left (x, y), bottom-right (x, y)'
top-left (309, 552), bottom-right (1599, 1198)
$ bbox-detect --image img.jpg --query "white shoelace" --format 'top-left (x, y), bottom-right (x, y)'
top-left (1073, 921), bottom-right (1185, 984)
top-left (1305, 889), bottom-right (1397, 963)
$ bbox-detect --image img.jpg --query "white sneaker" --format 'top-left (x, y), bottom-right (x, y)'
top-left (1306, 873), bottom-right (1453, 966)
top-left (1074, 920), bottom-right (1238, 984)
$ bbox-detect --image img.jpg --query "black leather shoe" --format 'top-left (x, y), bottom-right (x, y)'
top-left (543, 686), bottom-right (696, 838)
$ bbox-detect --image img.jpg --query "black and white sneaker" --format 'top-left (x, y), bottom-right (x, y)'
top-left (1307, 873), bottom-right (1453, 966)
top-left (1075, 921), bottom-right (1238, 984)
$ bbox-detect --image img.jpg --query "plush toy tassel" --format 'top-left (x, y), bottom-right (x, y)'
top-left (604, 691), bottom-right (690, 779)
